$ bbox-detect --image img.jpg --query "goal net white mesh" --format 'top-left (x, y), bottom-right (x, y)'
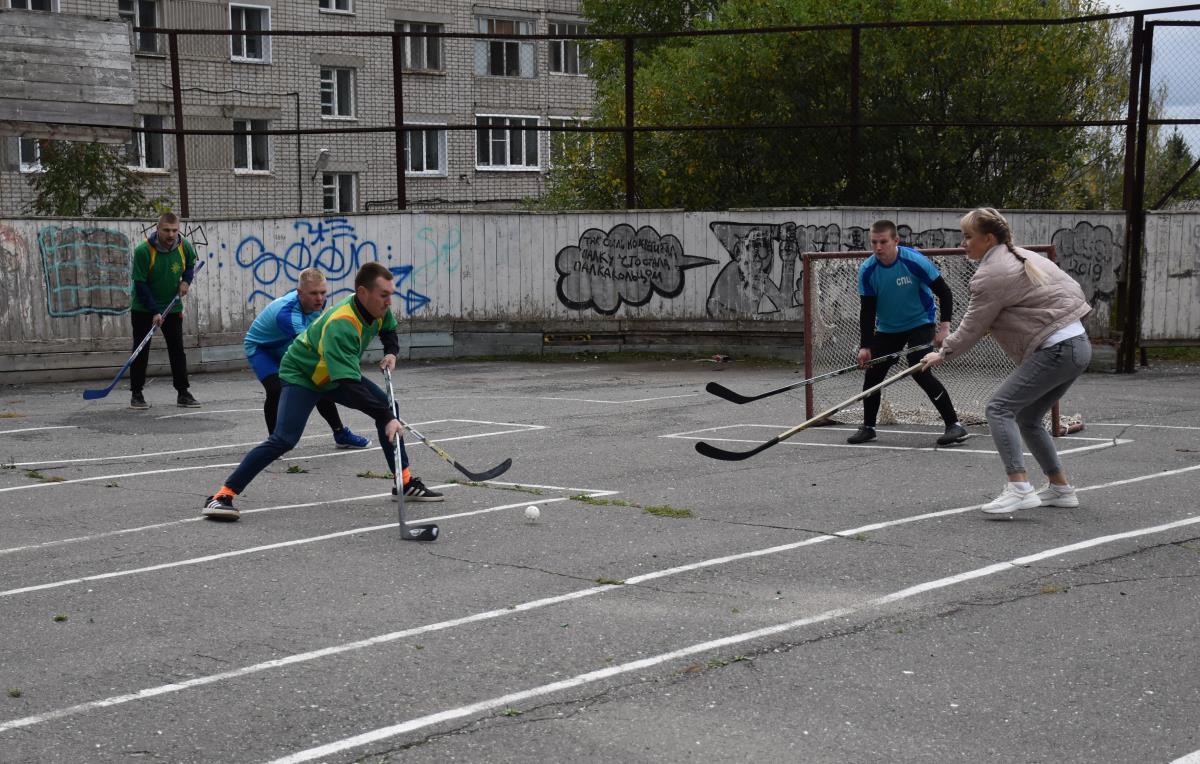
top-left (802, 246), bottom-right (1060, 428)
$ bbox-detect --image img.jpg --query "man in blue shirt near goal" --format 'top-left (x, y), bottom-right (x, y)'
top-left (848, 220), bottom-right (967, 446)
top-left (244, 267), bottom-right (370, 448)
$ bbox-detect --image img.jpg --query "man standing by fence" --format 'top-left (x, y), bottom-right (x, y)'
top-left (128, 212), bottom-right (200, 410)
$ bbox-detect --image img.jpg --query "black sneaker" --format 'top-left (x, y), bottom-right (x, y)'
top-left (130, 392), bottom-right (150, 410)
top-left (177, 391), bottom-right (201, 408)
top-left (847, 426), bottom-right (876, 444)
top-left (391, 476), bottom-right (444, 502)
top-left (202, 494), bottom-right (239, 521)
top-left (937, 423), bottom-right (969, 446)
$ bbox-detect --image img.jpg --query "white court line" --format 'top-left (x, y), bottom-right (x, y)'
top-left (0, 423), bottom-right (543, 484)
top-left (8, 420), bottom-right (542, 468)
top-left (406, 394), bottom-right (698, 404)
top-left (1172, 750), bottom-right (1200, 763)
top-left (0, 425), bottom-right (78, 436)
top-left (156, 408), bottom-right (258, 419)
top-left (663, 424), bottom-right (1131, 457)
top-left (0, 490), bottom-right (618, 599)
top-left (0, 481), bottom-right (605, 557)
top-left (1, 465), bottom-right (1196, 737)
top-left (264, 506), bottom-right (1200, 763)
top-left (11, 434), bottom-right (327, 467)
top-left (1090, 422), bottom-right (1200, 431)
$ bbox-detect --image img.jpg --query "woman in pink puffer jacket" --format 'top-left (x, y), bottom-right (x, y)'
top-left (923, 207), bottom-right (1092, 517)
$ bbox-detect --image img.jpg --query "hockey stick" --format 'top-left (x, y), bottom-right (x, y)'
top-left (382, 369), bottom-right (512, 482)
top-left (705, 343), bottom-right (933, 405)
top-left (695, 360), bottom-right (928, 461)
top-left (83, 260), bottom-right (206, 400)
top-left (383, 368), bottom-right (439, 542)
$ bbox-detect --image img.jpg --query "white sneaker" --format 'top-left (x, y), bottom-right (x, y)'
top-left (981, 484), bottom-right (1042, 514)
top-left (1037, 484), bottom-right (1079, 508)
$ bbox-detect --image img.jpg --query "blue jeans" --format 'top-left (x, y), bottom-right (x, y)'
top-left (987, 335), bottom-right (1091, 476)
top-left (223, 378), bottom-right (407, 494)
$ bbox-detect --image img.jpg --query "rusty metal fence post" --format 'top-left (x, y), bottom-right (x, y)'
top-left (624, 35), bottom-right (635, 210)
top-left (168, 31), bottom-right (189, 219)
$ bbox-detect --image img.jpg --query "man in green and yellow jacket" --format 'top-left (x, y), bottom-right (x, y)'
top-left (129, 212), bottom-right (200, 410)
top-left (202, 262), bottom-right (441, 521)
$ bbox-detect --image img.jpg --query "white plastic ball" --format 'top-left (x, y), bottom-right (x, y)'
top-left (524, 505), bottom-right (541, 521)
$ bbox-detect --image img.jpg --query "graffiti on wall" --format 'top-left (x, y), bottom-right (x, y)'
top-left (413, 225), bottom-right (461, 286)
top-left (37, 226), bottom-right (131, 316)
top-left (707, 222), bottom-right (802, 318)
top-left (232, 217), bottom-right (431, 315)
top-left (555, 224), bottom-right (715, 315)
top-left (1050, 222), bottom-right (1121, 310)
top-left (0, 223), bottom-right (27, 276)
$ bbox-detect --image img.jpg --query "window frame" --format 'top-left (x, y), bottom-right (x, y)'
top-left (548, 116), bottom-right (594, 167)
top-left (475, 114), bottom-right (541, 171)
top-left (6, 0), bottom-right (57, 11)
top-left (126, 114), bottom-right (167, 171)
top-left (232, 118), bottom-right (271, 173)
top-left (322, 172), bottom-right (357, 213)
top-left (396, 21), bottom-right (443, 72)
top-left (404, 124), bottom-right (447, 176)
top-left (548, 21), bottom-right (589, 76)
top-left (18, 137), bottom-right (42, 174)
top-left (319, 67), bottom-right (356, 119)
top-left (473, 15), bottom-right (535, 79)
top-left (118, 0), bottom-right (162, 54)
top-left (318, 0), bottom-right (352, 15)
top-left (229, 3), bottom-right (271, 64)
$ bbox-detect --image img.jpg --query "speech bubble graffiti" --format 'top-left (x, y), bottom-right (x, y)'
top-left (555, 224), bottom-right (715, 315)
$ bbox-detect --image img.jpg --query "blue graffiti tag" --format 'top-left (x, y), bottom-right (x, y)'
top-left (232, 218), bottom-right (431, 314)
top-left (412, 225), bottom-right (461, 285)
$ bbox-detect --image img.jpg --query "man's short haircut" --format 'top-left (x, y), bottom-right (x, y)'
top-left (870, 220), bottom-right (898, 238)
top-left (298, 267), bottom-right (326, 286)
top-left (158, 211), bottom-right (180, 225)
top-left (355, 262), bottom-right (393, 291)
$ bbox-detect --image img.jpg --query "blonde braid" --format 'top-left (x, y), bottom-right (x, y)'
top-left (961, 207), bottom-right (1047, 286)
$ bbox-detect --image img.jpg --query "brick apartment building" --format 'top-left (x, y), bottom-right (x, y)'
top-left (1, 0), bottom-right (595, 217)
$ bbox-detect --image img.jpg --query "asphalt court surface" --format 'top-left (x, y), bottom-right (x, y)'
top-left (0, 358), bottom-right (1197, 763)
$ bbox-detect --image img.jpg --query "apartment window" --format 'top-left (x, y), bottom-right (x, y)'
top-left (549, 22), bottom-right (589, 75)
top-left (397, 22), bottom-right (442, 71)
top-left (230, 4), bottom-right (270, 63)
top-left (318, 0), bottom-right (351, 12)
top-left (233, 119), bottom-right (270, 172)
top-left (320, 68), bottom-right (355, 118)
top-left (118, 0), bottom-right (160, 53)
top-left (549, 117), bottom-right (594, 166)
top-left (476, 115), bottom-right (539, 170)
top-left (8, 0), bottom-right (55, 10)
top-left (126, 115), bottom-right (166, 170)
top-left (322, 173), bottom-right (356, 213)
top-left (473, 16), bottom-right (534, 78)
top-left (405, 126), bottom-right (446, 175)
top-left (18, 138), bottom-right (41, 173)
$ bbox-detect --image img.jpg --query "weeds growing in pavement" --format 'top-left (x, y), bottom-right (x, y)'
top-left (642, 504), bottom-right (692, 519)
top-left (286, 464), bottom-right (308, 474)
top-left (570, 494), bottom-right (693, 518)
top-left (1040, 583), bottom-right (1068, 595)
top-left (22, 469), bottom-right (63, 482)
top-left (7, 688), bottom-right (21, 698)
top-left (52, 614), bottom-right (68, 622)
top-left (356, 470), bottom-right (392, 479)
top-left (595, 577), bottom-right (624, 586)
top-left (455, 480), bottom-right (544, 495)
top-left (0, 412), bottom-right (24, 419)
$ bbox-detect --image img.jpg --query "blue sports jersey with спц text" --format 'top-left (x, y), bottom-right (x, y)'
top-left (857, 246), bottom-right (943, 333)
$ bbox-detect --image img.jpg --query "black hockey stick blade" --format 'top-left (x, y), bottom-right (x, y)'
top-left (694, 436), bottom-right (781, 461)
top-left (704, 381), bottom-right (766, 405)
top-left (450, 456), bottom-right (512, 482)
top-left (401, 523), bottom-right (440, 542)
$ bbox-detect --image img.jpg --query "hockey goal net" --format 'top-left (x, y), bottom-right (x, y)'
top-left (802, 246), bottom-right (1077, 434)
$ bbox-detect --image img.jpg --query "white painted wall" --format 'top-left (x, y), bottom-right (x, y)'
top-left (2, 206), bottom-right (1182, 378)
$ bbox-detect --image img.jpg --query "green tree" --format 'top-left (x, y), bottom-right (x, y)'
top-left (1145, 128), bottom-right (1200, 209)
top-left (24, 140), bottom-right (168, 217)
top-left (544, 0), bottom-right (1130, 210)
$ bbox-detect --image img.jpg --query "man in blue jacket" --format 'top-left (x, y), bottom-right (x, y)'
top-left (850, 220), bottom-right (967, 446)
top-left (244, 267), bottom-right (369, 448)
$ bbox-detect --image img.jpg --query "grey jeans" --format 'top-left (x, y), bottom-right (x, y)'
top-left (986, 334), bottom-right (1091, 476)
